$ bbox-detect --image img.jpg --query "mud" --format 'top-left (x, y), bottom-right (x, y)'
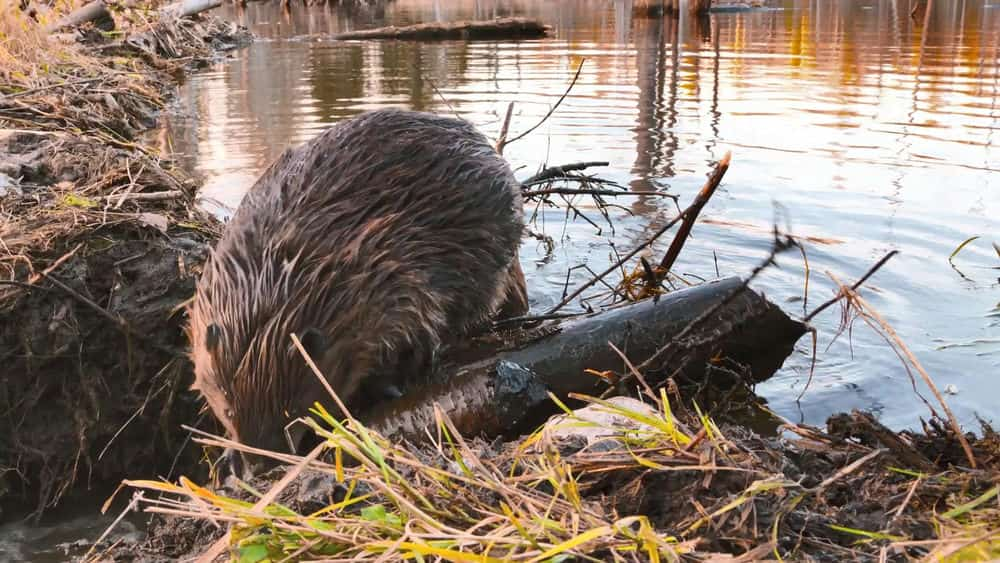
top-left (0, 8), bottom-right (251, 519)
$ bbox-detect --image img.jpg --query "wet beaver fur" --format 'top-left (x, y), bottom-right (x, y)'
top-left (186, 109), bottom-right (528, 473)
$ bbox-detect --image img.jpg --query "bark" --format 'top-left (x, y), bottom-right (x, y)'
top-left (368, 277), bottom-right (806, 442)
top-left (44, 0), bottom-right (113, 33)
top-left (158, 0), bottom-right (223, 19)
top-left (331, 17), bottom-right (551, 41)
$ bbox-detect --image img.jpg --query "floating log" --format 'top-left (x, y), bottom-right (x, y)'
top-left (367, 277), bottom-right (806, 442)
top-left (158, 0), bottom-right (222, 19)
top-left (330, 17), bottom-right (552, 42)
top-left (44, 0), bottom-right (113, 33)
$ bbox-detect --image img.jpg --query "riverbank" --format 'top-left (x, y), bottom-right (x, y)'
top-left (111, 389), bottom-right (1000, 562)
top-left (0, 0), bottom-right (250, 519)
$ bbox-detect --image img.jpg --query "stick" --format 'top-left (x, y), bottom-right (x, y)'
top-left (545, 155), bottom-right (731, 315)
top-left (803, 250), bottom-right (898, 323)
top-left (98, 190), bottom-right (184, 203)
top-left (27, 242), bottom-right (82, 286)
top-left (499, 59), bottom-right (585, 152)
top-left (524, 161), bottom-right (610, 184)
top-left (523, 188), bottom-right (669, 198)
top-left (495, 103), bottom-right (514, 156)
top-left (158, 0), bottom-right (223, 19)
top-left (330, 17), bottom-right (551, 41)
top-left (654, 152), bottom-right (731, 277)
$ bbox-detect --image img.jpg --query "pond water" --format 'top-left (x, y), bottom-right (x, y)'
top-left (156, 0), bottom-right (999, 433)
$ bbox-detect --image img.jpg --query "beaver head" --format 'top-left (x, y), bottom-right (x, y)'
top-left (186, 246), bottom-right (378, 477)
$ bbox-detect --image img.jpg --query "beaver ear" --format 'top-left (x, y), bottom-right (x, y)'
top-left (205, 324), bottom-right (222, 351)
top-left (298, 328), bottom-right (328, 361)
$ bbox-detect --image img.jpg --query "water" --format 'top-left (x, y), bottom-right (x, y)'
top-left (155, 0), bottom-right (999, 432)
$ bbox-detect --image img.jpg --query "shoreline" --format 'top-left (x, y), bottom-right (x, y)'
top-left (0, 1), bottom-right (250, 520)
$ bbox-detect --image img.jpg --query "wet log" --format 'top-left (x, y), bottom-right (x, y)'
top-left (331, 17), bottom-right (552, 42)
top-left (44, 0), bottom-right (113, 33)
top-left (367, 277), bottom-right (806, 442)
top-left (158, 0), bottom-right (222, 19)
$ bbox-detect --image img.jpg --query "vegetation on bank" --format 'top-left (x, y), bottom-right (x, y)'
top-left (0, 0), bottom-right (248, 518)
top-left (116, 382), bottom-right (1000, 562)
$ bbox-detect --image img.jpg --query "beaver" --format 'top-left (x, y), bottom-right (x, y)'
top-left (186, 108), bottom-right (528, 475)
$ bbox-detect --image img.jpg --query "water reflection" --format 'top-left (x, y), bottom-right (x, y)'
top-left (158, 0), bottom-right (999, 430)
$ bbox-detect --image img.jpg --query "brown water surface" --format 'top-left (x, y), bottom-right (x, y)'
top-left (4, 1), bottom-right (1000, 558)
top-left (156, 0), bottom-right (1000, 431)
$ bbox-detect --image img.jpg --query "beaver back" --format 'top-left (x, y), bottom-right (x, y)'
top-left (187, 108), bottom-right (524, 452)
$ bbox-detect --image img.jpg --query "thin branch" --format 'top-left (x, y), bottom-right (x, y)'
top-left (523, 188), bottom-right (671, 199)
top-left (804, 250), bottom-right (899, 323)
top-left (655, 152), bottom-right (731, 276)
top-left (498, 59), bottom-right (585, 153)
top-left (523, 161), bottom-right (609, 184)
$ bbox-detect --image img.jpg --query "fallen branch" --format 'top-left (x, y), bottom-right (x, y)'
top-left (524, 161), bottom-right (610, 184)
top-left (367, 277), bottom-right (805, 442)
top-left (331, 17), bottom-right (551, 41)
top-left (158, 0), bottom-right (223, 19)
top-left (45, 0), bottom-right (113, 33)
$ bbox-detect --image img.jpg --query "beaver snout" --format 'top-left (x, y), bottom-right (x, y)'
top-left (222, 447), bottom-right (279, 482)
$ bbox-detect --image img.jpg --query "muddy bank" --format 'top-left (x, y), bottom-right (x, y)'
top-left (0, 4), bottom-right (250, 518)
top-left (111, 393), bottom-right (1000, 562)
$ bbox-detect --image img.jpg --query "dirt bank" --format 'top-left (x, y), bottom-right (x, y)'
top-left (0, 2), bottom-right (250, 519)
top-left (111, 393), bottom-right (1000, 562)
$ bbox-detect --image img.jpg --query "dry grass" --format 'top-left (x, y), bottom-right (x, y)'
top-left (114, 383), bottom-right (1000, 562)
top-left (0, 0), bottom-right (244, 519)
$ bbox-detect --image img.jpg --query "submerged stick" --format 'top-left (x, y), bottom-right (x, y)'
top-left (331, 17), bottom-right (551, 41)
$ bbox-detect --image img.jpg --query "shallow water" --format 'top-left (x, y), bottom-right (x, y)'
top-left (155, 0), bottom-right (999, 432)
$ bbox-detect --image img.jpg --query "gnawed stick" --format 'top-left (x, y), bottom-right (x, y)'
top-left (367, 277), bottom-right (805, 443)
top-left (159, 0), bottom-right (223, 19)
top-left (654, 152), bottom-right (731, 279)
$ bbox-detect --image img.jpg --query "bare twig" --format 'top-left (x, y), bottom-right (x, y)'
top-left (828, 273), bottom-right (976, 469)
top-left (27, 242), bottom-right (82, 285)
top-left (523, 161), bottom-right (609, 184)
top-left (498, 59), bottom-right (585, 153)
top-left (655, 152), bottom-right (731, 278)
top-left (495, 102), bottom-right (514, 156)
top-left (523, 188), bottom-right (668, 198)
top-left (804, 250), bottom-right (899, 323)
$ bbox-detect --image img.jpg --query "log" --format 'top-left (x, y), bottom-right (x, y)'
top-left (330, 17), bottom-right (552, 42)
top-left (158, 0), bottom-right (222, 19)
top-left (367, 277), bottom-right (806, 442)
top-left (45, 0), bottom-right (113, 33)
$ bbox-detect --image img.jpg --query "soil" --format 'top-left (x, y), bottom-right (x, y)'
top-left (0, 8), bottom-right (250, 521)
